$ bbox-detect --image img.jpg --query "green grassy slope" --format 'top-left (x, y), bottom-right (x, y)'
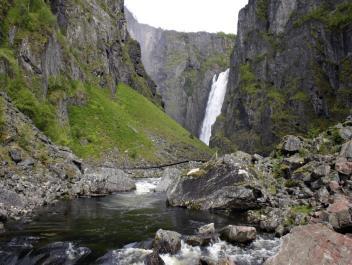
top-left (69, 83), bottom-right (211, 164)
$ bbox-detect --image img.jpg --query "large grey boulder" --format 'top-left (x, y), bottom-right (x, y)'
top-left (144, 251), bottom-right (165, 265)
top-left (74, 167), bottom-right (136, 196)
top-left (282, 136), bottom-right (302, 153)
top-left (264, 224), bottom-right (352, 265)
top-left (220, 225), bottom-right (256, 244)
top-left (153, 229), bottom-right (182, 255)
top-left (167, 153), bottom-right (267, 210)
top-left (340, 140), bottom-right (352, 160)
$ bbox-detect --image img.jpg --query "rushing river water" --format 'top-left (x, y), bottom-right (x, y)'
top-left (0, 178), bottom-right (280, 265)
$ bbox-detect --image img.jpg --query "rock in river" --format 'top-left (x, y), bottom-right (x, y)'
top-left (220, 225), bottom-right (257, 244)
top-left (167, 153), bottom-right (267, 210)
top-left (153, 229), bottom-right (182, 255)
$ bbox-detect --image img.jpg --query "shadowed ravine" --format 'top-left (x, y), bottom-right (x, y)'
top-left (0, 178), bottom-right (280, 265)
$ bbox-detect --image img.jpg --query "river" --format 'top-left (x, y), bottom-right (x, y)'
top-left (0, 178), bottom-right (280, 265)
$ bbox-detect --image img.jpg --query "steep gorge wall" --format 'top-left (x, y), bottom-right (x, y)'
top-left (213, 0), bottom-right (352, 154)
top-left (126, 9), bottom-right (234, 135)
top-left (0, 0), bottom-right (210, 165)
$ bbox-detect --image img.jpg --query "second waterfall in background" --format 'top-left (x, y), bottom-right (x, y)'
top-left (199, 69), bottom-right (230, 145)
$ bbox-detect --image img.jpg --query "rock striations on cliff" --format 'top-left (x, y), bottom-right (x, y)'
top-left (125, 9), bottom-right (234, 136)
top-left (213, 0), bottom-right (352, 154)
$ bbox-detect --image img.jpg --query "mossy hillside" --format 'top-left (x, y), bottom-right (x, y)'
top-left (68, 83), bottom-right (212, 163)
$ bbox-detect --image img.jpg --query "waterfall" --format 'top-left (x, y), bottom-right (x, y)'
top-left (199, 69), bottom-right (230, 145)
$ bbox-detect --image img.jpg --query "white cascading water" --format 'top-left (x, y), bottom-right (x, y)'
top-left (199, 69), bottom-right (230, 145)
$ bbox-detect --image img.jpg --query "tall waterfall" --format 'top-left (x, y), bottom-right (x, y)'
top-left (199, 69), bottom-right (230, 145)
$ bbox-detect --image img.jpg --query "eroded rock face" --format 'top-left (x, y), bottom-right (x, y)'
top-left (126, 8), bottom-right (234, 135)
top-left (167, 152), bottom-right (268, 210)
top-left (213, 0), bottom-right (352, 154)
top-left (264, 224), bottom-right (352, 265)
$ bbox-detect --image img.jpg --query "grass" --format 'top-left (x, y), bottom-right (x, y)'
top-left (291, 205), bottom-right (312, 215)
top-left (240, 63), bottom-right (258, 95)
top-left (68, 83), bottom-right (211, 162)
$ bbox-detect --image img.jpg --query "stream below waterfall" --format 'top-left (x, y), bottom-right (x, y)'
top-left (0, 178), bottom-right (280, 265)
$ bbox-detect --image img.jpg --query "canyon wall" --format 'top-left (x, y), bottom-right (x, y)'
top-left (213, 0), bottom-right (352, 154)
top-left (126, 9), bottom-right (234, 135)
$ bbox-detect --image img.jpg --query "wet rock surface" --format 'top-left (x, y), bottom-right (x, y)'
top-left (220, 225), bottom-right (257, 244)
top-left (153, 229), bottom-right (182, 255)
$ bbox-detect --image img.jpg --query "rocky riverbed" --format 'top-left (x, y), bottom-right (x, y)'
top-left (0, 178), bottom-right (282, 265)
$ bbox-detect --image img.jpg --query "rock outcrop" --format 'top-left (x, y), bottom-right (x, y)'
top-left (126, 9), bottom-right (234, 135)
top-left (0, 93), bottom-right (135, 219)
top-left (168, 117), bottom-right (352, 234)
top-left (264, 224), bottom-right (352, 265)
top-left (167, 152), bottom-right (269, 210)
top-left (213, 0), bottom-right (352, 154)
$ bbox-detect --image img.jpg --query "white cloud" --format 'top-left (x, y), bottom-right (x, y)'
top-left (125, 0), bottom-right (248, 34)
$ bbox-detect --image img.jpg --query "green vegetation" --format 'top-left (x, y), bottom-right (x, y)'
top-left (295, 2), bottom-right (352, 30)
top-left (68, 83), bottom-right (211, 162)
top-left (256, 0), bottom-right (269, 21)
top-left (291, 205), bottom-right (312, 215)
top-left (0, 96), bottom-right (5, 133)
top-left (291, 91), bottom-right (310, 102)
top-left (268, 88), bottom-right (286, 105)
top-left (1, 0), bottom-right (56, 49)
top-left (239, 63), bottom-right (258, 94)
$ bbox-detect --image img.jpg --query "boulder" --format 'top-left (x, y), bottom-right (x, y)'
top-left (8, 148), bottom-right (22, 163)
top-left (144, 251), bottom-right (165, 265)
top-left (328, 181), bottom-right (340, 192)
top-left (198, 223), bottom-right (215, 235)
top-left (335, 159), bottom-right (352, 176)
top-left (184, 234), bottom-right (212, 247)
top-left (155, 168), bottom-right (180, 192)
top-left (74, 167), bottom-right (136, 195)
top-left (312, 164), bottom-right (331, 178)
top-left (340, 140), bottom-right (352, 160)
top-left (153, 229), bottom-right (181, 255)
top-left (282, 136), bottom-right (302, 153)
top-left (167, 153), bottom-right (267, 210)
top-left (220, 225), bottom-right (256, 244)
top-left (325, 196), bottom-right (352, 231)
top-left (264, 224), bottom-right (352, 265)
top-left (339, 127), bottom-right (352, 141)
top-left (17, 158), bottom-right (35, 167)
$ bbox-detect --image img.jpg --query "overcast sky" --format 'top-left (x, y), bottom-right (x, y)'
top-left (124, 0), bottom-right (248, 34)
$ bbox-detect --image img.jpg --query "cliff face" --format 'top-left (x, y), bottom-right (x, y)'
top-left (213, 0), bottom-right (352, 154)
top-left (126, 9), bottom-right (234, 135)
top-left (0, 0), bottom-right (211, 165)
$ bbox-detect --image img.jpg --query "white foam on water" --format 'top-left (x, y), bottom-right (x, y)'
top-left (135, 178), bottom-right (161, 194)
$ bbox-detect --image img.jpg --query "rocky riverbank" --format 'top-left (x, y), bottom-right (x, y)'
top-left (166, 116), bottom-right (352, 236)
top-left (0, 93), bottom-right (138, 224)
